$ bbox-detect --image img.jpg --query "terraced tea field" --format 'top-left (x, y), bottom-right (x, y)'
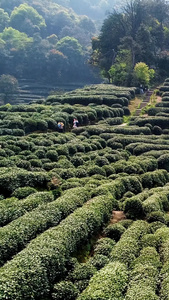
top-left (0, 83), bottom-right (169, 299)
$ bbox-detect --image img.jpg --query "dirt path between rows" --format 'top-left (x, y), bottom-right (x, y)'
top-left (109, 211), bottom-right (126, 224)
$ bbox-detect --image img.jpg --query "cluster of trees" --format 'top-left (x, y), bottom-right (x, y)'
top-left (0, 0), bottom-right (98, 84)
top-left (91, 0), bottom-right (169, 86)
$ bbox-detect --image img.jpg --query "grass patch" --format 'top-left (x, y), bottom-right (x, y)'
top-left (128, 96), bottom-right (142, 114)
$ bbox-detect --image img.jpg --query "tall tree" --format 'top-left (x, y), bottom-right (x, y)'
top-left (98, 11), bottom-right (126, 74)
top-left (123, 0), bottom-right (147, 38)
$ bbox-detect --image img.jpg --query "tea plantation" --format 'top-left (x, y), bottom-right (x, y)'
top-left (1, 83), bottom-right (169, 299)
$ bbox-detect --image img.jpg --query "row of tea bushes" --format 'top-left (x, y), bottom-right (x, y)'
top-left (73, 124), bottom-right (152, 137)
top-left (143, 190), bottom-right (169, 215)
top-left (132, 116), bottom-right (169, 129)
top-left (46, 84), bottom-right (135, 106)
top-left (0, 194), bottom-right (118, 299)
top-left (112, 156), bottom-right (157, 175)
top-left (123, 188), bottom-right (169, 224)
top-left (159, 226), bottom-right (169, 299)
top-left (148, 107), bottom-right (169, 115)
top-left (101, 134), bottom-right (166, 147)
top-left (126, 142), bottom-right (169, 156)
top-left (77, 262), bottom-right (128, 300)
top-left (125, 247), bottom-right (160, 300)
top-left (52, 221), bottom-right (165, 300)
top-left (60, 95), bottom-right (129, 106)
top-left (0, 103), bottom-right (126, 135)
top-left (123, 184), bottom-right (169, 221)
top-left (91, 176), bottom-right (143, 199)
top-left (76, 221), bottom-right (149, 299)
top-left (0, 187), bottom-right (90, 266)
top-left (52, 261), bottom-right (98, 300)
top-left (141, 169), bottom-right (169, 188)
top-left (67, 84), bottom-right (136, 98)
top-left (0, 191), bottom-right (54, 227)
top-left (0, 167), bottom-right (49, 196)
top-left (110, 220), bottom-right (149, 266)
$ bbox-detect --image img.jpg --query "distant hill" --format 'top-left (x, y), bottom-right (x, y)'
top-left (52, 0), bottom-right (124, 20)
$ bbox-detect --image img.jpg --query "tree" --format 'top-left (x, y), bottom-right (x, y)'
top-left (0, 74), bottom-right (19, 104)
top-left (0, 27), bottom-right (33, 50)
top-left (79, 16), bottom-right (96, 34)
top-left (46, 49), bottom-right (68, 82)
top-left (45, 10), bottom-right (74, 36)
top-left (91, 0), bottom-right (169, 83)
top-left (0, 9), bottom-right (10, 32)
top-left (135, 24), bottom-right (155, 65)
top-left (23, 33), bottom-right (50, 79)
top-left (133, 62), bottom-right (155, 87)
top-left (122, 0), bottom-right (147, 38)
top-left (98, 12), bottom-right (126, 73)
top-left (10, 4), bottom-right (46, 36)
top-left (108, 50), bottom-right (132, 85)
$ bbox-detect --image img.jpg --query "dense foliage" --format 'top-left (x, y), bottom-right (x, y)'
top-left (0, 0), bottom-right (99, 84)
top-left (91, 0), bottom-right (169, 85)
top-left (0, 80), bottom-right (168, 299)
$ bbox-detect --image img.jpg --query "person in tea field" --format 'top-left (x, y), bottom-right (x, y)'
top-left (73, 118), bottom-right (79, 128)
top-left (58, 122), bottom-right (64, 132)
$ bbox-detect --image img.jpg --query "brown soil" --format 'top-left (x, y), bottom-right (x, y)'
top-left (156, 95), bottom-right (162, 103)
top-left (110, 211), bottom-right (126, 224)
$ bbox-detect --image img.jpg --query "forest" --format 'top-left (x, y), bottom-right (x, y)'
top-left (0, 0), bottom-right (169, 88)
top-left (0, 0), bottom-right (100, 85)
top-left (2, 0), bottom-right (169, 300)
top-left (92, 0), bottom-right (169, 86)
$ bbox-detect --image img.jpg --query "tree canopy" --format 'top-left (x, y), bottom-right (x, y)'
top-left (91, 0), bottom-right (169, 85)
top-left (0, 0), bottom-right (99, 84)
top-left (10, 3), bottom-right (46, 36)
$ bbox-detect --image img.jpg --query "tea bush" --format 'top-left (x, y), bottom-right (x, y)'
top-left (147, 211), bottom-right (166, 224)
top-left (12, 187), bottom-right (37, 199)
top-left (93, 238), bottom-right (116, 256)
top-left (126, 247), bottom-right (160, 300)
top-left (52, 281), bottom-right (79, 300)
top-left (0, 191), bottom-right (54, 226)
top-left (77, 261), bottom-right (128, 300)
top-left (103, 223), bottom-right (125, 241)
top-left (110, 221), bottom-right (149, 266)
top-left (0, 187), bottom-right (90, 266)
top-left (124, 198), bottom-right (144, 219)
top-left (0, 194), bottom-right (117, 298)
top-left (88, 254), bottom-right (110, 270)
top-left (141, 170), bottom-right (169, 189)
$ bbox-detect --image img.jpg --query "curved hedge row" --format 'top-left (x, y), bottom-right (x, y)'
top-left (92, 176), bottom-right (143, 199)
top-left (110, 221), bottom-right (149, 266)
top-left (125, 247), bottom-right (160, 300)
top-left (0, 167), bottom-right (49, 196)
top-left (0, 194), bottom-right (117, 299)
top-left (0, 187), bottom-right (90, 266)
top-left (141, 169), bottom-right (169, 189)
top-left (133, 116), bottom-right (169, 129)
top-left (77, 262), bottom-right (128, 300)
top-left (0, 192), bottom-right (54, 226)
top-left (156, 227), bottom-right (169, 299)
top-left (142, 190), bottom-right (169, 215)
